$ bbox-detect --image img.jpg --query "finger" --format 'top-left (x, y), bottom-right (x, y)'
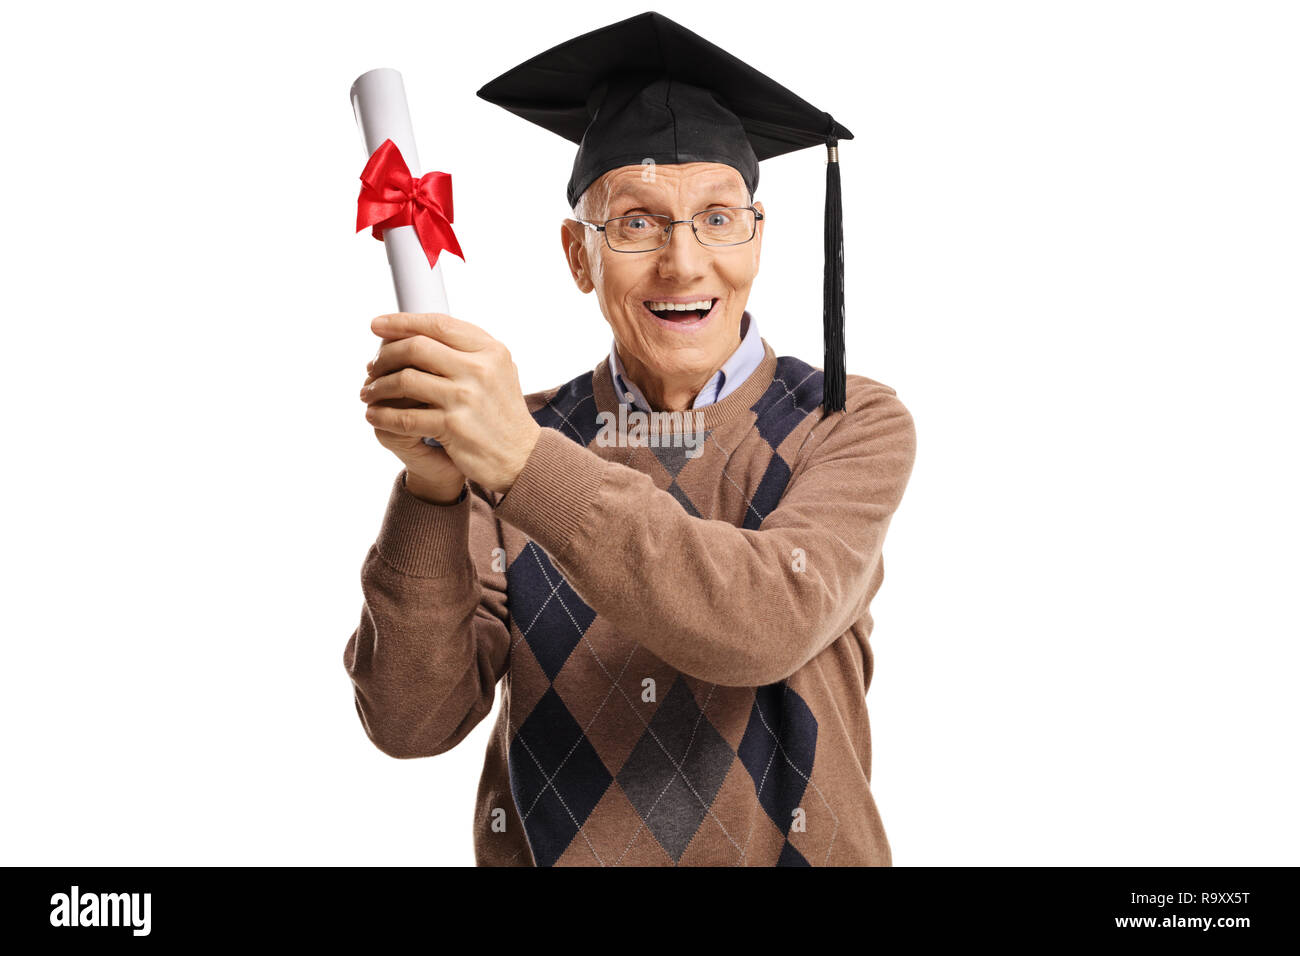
top-left (371, 312), bottom-right (495, 352)
top-left (362, 367), bottom-right (455, 407)
top-left (364, 403), bottom-right (448, 438)
top-left (369, 334), bottom-right (460, 381)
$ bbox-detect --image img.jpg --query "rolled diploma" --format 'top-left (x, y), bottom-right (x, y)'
top-left (351, 67), bottom-right (446, 448)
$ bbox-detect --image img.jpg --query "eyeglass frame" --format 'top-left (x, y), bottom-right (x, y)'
top-left (575, 205), bottom-right (765, 253)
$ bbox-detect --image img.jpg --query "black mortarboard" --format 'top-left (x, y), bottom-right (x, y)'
top-left (476, 10), bottom-right (853, 413)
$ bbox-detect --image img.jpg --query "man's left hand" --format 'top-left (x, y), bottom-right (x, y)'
top-left (362, 312), bottom-right (542, 495)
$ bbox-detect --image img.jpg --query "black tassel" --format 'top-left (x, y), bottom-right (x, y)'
top-left (822, 134), bottom-right (846, 415)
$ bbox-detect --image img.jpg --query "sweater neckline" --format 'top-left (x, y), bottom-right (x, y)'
top-left (591, 337), bottom-right (778, 431)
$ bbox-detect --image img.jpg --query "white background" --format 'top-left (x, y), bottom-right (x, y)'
top-left (1, 0), bottom-right (1296, 866)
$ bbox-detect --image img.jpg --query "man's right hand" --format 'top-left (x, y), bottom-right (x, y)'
top-left (360, 340), bottom-right (466, 505)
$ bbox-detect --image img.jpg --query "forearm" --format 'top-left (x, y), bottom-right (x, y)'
top-left (343, 471), bottom-right (509, 757)
top-left (405, 470), bottom-right (467, 506)
top-left (493, 402), bottom-right (914, 686)
top-left (345, 550), bottom-right (500, 757)
top-left (549, 463), bottom-right (880, 685)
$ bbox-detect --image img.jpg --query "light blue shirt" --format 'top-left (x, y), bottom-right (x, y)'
top-left (608, 310), bottom-right (764, 413)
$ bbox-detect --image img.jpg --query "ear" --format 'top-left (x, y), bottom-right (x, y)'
top-left (751, 200), bottom-right (765, 267)
top-left (560, 219), bottom-right (595, 293)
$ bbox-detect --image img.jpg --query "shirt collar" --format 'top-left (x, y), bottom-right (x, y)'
top-left (608, 310), bottom-right (763, 413)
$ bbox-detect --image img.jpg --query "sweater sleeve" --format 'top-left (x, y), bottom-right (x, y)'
top-left (492, 383), bottom-right (917, 687)
top-left (343, 469), bottom-right (511, 758)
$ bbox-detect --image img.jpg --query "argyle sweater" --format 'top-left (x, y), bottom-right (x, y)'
top-left (343, 337), bottom-right (917, 866)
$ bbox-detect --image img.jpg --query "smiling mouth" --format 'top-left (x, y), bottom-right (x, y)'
top-left (643, 298), bottom-right (719, 322)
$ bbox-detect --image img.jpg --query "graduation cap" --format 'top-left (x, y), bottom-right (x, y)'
top-left (476, 10), bottom-right (854, 413)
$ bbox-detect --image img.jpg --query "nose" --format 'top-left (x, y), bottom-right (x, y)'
top-left (657, 219), bottom-right (709, 273)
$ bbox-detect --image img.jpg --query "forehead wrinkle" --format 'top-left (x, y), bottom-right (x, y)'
top-left (607, 176), bottom-right (746, 206)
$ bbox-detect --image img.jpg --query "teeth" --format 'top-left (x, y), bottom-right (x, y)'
top-left (647, 299), bottom-right (714, 312)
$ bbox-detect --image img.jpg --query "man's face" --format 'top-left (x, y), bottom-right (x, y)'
top-left (562, 162), bottom-right (764, 399)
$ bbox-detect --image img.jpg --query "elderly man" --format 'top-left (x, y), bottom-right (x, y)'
top-left (343, 12), bottom-right (917, 866)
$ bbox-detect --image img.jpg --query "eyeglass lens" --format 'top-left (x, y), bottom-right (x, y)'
top-left (605, 207), bottom-right (756, 250)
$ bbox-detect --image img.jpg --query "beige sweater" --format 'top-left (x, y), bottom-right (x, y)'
top-left (343, 337), bottom-right (917, 865)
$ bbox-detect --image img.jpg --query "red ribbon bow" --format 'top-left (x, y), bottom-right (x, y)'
top-left (355, 138), bottom-right (465, 269)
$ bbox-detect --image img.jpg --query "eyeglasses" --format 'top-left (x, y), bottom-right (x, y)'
top-left (577, 206), bottom-right (763, 253)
